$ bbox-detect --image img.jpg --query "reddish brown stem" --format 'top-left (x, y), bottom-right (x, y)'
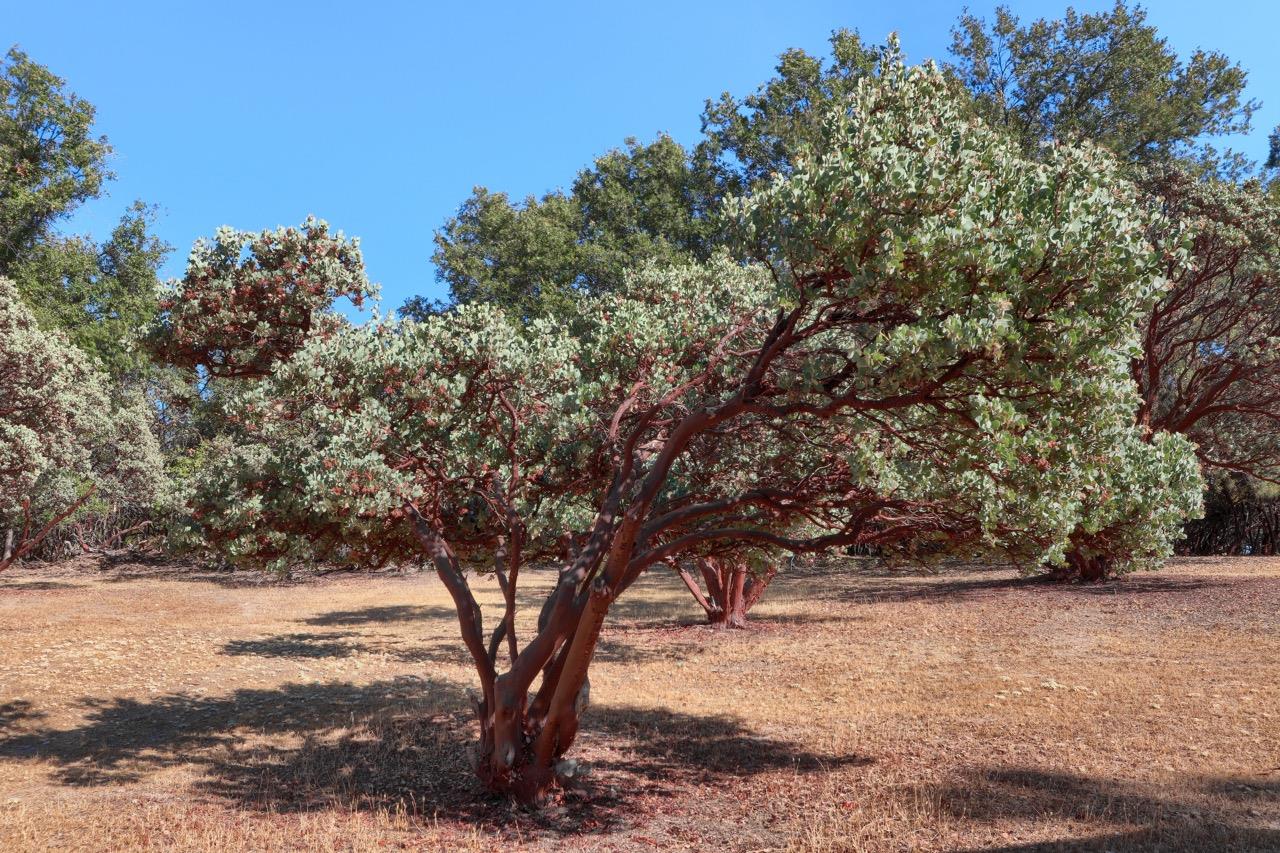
top-left (0, 487), bottom-right (97, 573)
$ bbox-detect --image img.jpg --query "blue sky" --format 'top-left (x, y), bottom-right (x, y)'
top-left (8, 0), bottom-right (1280, 312)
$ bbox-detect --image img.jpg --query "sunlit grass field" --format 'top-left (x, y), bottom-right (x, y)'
top-left (1, 556), bottom-right (1277, 851)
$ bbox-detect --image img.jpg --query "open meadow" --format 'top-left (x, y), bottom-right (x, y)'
top-left (1, 557), bottom-right (1276, 852)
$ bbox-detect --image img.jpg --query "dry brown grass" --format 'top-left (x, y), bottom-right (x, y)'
top-left (0, 555), bottom-right (1277, 851)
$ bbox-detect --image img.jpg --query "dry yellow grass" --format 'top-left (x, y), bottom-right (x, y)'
top-left (0, 555), bottom-right (1277, 851)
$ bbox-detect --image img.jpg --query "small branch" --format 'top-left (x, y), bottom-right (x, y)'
top-left (673, 562), bottom-right (713, 616)
top-left (0, 486), bottom-right (98, 573)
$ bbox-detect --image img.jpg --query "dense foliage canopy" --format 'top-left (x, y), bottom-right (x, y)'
top-left (0, 277), bottom-right (164, 569)
top-left (419, 1), bottom-right (1278, 577)
top-left (148, 218), bottom-right (375, 379)
top-left (947, 3), bottom-right (1280, 573)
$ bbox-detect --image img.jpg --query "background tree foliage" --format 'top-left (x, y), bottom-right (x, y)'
top-left (411, 135), bottom-right (719, 323)
top-left (950, 2), bottom-right (1255, 162)
top-left (698, 29), bottom-right (882, 194)
top-left (0, 47), bottom-right (175, 556)
top-left (0, 277), bottom-right (164, 569)
top-left (0, 47), bottom-right (169, 385)
top-left (11, 202), bottom-right (168, 379)
top-left (0, 47), bottom-right (111, 272)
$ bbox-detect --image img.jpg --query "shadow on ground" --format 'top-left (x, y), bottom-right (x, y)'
top-left (221, 591), bottom-right (714, 667)
top-left (9, 553), bottom-right (431, 589)
top-left (221, 628), bottom-right (709, 667)
top-left (220, 631), bottom-right (478, 665)
top-left (222, 633), bottom-right (371, 659)
top-left (300, 604), bottom-right (456, 626)
top-left (0, 580), bottom-right (81, 591)
top-left (0, 678), bottom-right (457, 787)
top-left (0, 700), bottom-right (44, 729)
top-left (0, 676), bottom-right (865, 834)
top-left (826, 569), bottom-right (1230, 605)
top-left (934, 766), bottom-right (1280, 852)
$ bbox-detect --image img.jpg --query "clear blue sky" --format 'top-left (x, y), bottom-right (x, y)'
top-left (8, 0), bottom-right (1280, 312)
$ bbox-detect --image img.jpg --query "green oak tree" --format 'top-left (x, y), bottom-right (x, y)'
top-left (11, 201), bottom-right (169, 380)
top-left (0, 47), bottom-right (111, 273)
top-left (1, 47), bottom-right (170, 385)
top-left (949, 2), bottom-right (1254, 163)
top-left (411, 134), bottom-right (719, 323)
top-left (698, 29), bottom-right (882, 195)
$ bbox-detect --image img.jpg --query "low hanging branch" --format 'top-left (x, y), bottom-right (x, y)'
top-left (0, 489), bottom-right (96, 573)
top-left (99, 520), bottom-right (154, 551)
top-left (160, 53), bottom-right (1200, 806)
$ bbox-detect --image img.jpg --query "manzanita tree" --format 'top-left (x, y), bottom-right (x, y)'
top-left (1132, 169), bottom-right (1280, 483)
top-left (159, 55), bottom-right (1199, 803)
top-left (949, 2), bottom-right (1273, 578)
top-left (0, 277), bottom-right (164, 569)
top-left (669, 548), bottom-right (780, 629)
top-left (1051, 166), bottom-right (1280, 579)
top-left (148, 216), bottom-right (375, 379)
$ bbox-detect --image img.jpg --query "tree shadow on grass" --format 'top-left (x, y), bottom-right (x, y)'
top-left (222, 631), bottom-right (477, 666)
top-left (300, 604), bottom-right (456, 626)
top-left (1062, 575), bottom-right (1226, 597)
top-left (0, 700), bottom-right (44, 729)
top-left (222, 632), bottom-right (369, 659)
top-left (198, 700), bottom-right (870, 835)
top-left (0, 678), bottom-right (459, 787)
top-left (222, 622), bottom-right (706, 667)
top-left (932, 766), bottom-right (1280, 852)
top-left (832, 571), bottom-right (1229, 605)
top-left (0, 678), bottom-right (867, 835)
top-left (0, 580), bottom-right (81, 591)
top-left (834, 573), bottom-right (1048, 604)
top-left (593, 632), bottom-right (707, 665)
top-left (582, 704), bottom-right (869, 783)
top-left (84, 554), bottom-right (430, 589)
top-left (216, 628), bottom-right (505, 666)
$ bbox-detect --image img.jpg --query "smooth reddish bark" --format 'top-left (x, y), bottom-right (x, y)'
top-left (0, 488), bottom-right (97, 573)
top-left (677, 557), bottom-right (776, 628)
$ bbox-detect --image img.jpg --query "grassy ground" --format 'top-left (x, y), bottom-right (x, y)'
top-left (0, 555), bottom-right (1277, 852)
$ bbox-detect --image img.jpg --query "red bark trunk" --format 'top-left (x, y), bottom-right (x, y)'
top-left (684, 557), bottom-right (776, 628)
top-left (0, 489), bottom-right (97, 573)
top-left (1053, 547), bottom-right (1114, 583)
top-left (411, 514), bottom-right (606, 806)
